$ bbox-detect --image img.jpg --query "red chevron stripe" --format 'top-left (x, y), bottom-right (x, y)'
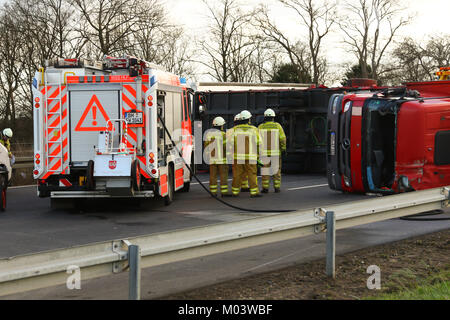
top-left (50, 145), bottom-right (61, 156)
top-left (122, 92), bottom-right (136, 110)
top-left (124, 84), bottom-right (137, 98)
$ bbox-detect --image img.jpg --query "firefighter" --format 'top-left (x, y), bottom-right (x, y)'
top-left (230, 110), bottom-right (262, 198)
top-left (205, 117), bottom-right (230, 197)
top-left (231, 113), bottom-right (250, 192)
top-left (0, 128), bottom-right (13, 159)
top-left (258, 108), bottom-right (286, 193)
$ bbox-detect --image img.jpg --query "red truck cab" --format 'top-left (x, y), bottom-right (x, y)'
top-left (327, 81), bottom-right (450, 194)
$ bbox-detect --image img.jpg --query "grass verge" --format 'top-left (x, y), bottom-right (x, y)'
top-left (368, 268), bottom-right (449, 300)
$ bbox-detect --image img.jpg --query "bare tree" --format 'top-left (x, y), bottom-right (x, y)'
top-left (383, 35), bottom-right (450, 84)
top-left (0, 10), bottom-right (25, 126)
top-left (339, 0), bottom-right (410, 80)
top-left (3, 0), bottom-right (81, 121)
top-left (255, 6), bottom-right (312, 83)
top-left (278, 0), bottom-right (336, 84)
top-left (72, 0), bottom-right (165, 57)
top-left (130, 22), bottom-right (195, 77)
top-left (426, 35), bottom-right (450, 68)
top-left (198, 0), bottom-right (259, 82)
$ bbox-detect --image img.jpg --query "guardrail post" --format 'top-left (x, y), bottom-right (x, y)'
top-left (326, 211), bottom-right (336, 279)
top-left (128, 245), bottom-right (141, 300)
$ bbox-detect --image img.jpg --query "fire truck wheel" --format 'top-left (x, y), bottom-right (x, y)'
top-left (180, 181), bottom-right (190, 193)
top-left (131, 160), bottom-right (141, 192)
top-left (179, 153), bottom-right (194, 193)
top-left (86, 160), bottom-right (95, 191)
top-left (0, 175), bottom-right (6, 211)
top-left (164, 168), bottom-right (174, 206)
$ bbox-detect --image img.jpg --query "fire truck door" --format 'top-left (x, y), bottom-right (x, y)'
top-left (69, 90), bottom-right (120, 163)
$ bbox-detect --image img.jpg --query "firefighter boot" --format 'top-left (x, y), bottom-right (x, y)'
top-left (251, 194), bottom-right (263, 198)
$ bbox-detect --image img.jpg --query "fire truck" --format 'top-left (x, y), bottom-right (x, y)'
top-left (327, 69), bottom-right (450, 194)
top-left (32, 56), bottom-right (194, 206)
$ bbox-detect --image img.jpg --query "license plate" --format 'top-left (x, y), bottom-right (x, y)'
top-left (125, 112), bottom-right (143, 124)
top-left (330, 132), bottom-right (336, 156)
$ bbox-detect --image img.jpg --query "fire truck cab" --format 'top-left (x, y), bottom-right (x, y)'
top-left (327, 75), bottom-right (450, 194)
top-left (32, 57), bottom-right (194, 206)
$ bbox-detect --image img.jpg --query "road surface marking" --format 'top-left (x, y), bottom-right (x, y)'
top-left (9, 185), bottom-right (36, 189)
top-left (287, 184), bottom-right (328, 191)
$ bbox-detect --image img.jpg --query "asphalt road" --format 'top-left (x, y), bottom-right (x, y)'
top-left (0, 173), bottom-right (368, 258)
top-left (1, 173), bottom-right (449, 299)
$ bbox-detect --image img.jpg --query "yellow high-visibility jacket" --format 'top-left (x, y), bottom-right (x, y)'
top-left (258, 121), bottom-right (286, 157)
top-left (204, 129), bottom-right (227, 164)
top-left (0, 139), bottom-right (11, 157)
top-left (228, 124), bottom-right (261, 161)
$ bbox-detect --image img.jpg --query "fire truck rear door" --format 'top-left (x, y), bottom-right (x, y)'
top-left (69, 90), bottom-right (120, 164)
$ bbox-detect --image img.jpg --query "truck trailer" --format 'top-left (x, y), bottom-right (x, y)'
top-left (32, 56), bottom-right (194, 206)
top-left (194, 81), bottom-right (383, 173)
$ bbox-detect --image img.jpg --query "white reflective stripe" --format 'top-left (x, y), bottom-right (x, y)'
top-left (260, 128), bottom-right (280, 156)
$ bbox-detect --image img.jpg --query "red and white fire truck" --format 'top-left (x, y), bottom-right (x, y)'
top-left (32, 56), bottom-right (194, 206)
top-left (327, 69), bottom-right (450, 194)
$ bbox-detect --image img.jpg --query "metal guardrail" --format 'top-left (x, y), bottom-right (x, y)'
top-left (12, 157), bottom-right (33, 169)
top-left (0, 186), bottom-right (448, 299)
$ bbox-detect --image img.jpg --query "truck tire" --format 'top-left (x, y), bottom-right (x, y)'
top-left (0, 175), bottom-right (6, 211)
top-left (86, 160), bottom-right (95, 191)
top-left (164, 168), bottom-right (174, 206)
top-left (180, 181), bottom-right (190, 193)
top-left (179, 154), bottom-right (193, 193)
top-left (131, 160), bottom-right (141, 192)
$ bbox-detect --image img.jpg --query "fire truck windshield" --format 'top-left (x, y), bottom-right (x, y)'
top-left (363, 99), bottom-right (398, 192)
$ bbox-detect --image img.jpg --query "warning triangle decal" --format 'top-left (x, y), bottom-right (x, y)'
top-left (75, 95), bottom-right (111, 132)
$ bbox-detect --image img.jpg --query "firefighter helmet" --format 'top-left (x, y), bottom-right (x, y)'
top-left (264, 108), bottom-right (276, 117)
top-left (234, 113), bottom-right (242, 122)
top-left (240, 110), bottom-right (252, 120)
top-left (212, 116), bottom-right (226, 127)
top-left (3, 128), bottom-right (12, 139)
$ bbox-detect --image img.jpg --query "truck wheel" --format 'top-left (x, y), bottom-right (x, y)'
top-left (180, 181), bottom-right (190, 193)
top-left (164, 168), bottom-right (174, 206)
top-left (86, 160), bottom-right (95, 191)
top-left (131, 160), bottom-right (141, 192)
top-left (0, 175), bottom-right (6, 211)
top-left (180, 153), bottom-right (194, 193)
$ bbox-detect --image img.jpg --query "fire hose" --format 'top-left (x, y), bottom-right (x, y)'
top-left (158, 114), bottom-right (295, 213)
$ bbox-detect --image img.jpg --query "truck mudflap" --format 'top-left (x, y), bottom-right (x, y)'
top-left (327, 94), bottom-right (344, 190)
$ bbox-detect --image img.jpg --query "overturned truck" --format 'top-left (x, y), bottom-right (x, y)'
top-left (327, 75), bottom-right (450, 194)
top-left (194, 80), bottom-right (381, 173)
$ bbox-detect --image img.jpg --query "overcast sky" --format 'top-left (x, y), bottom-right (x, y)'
top-left (164, 0), bottom-right (450, 81)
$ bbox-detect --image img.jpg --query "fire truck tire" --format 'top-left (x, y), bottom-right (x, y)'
top-left (0, 175), bottom-right (6, 211)
top-left (86, 160), bottom-right (95, 191)
top-left (179, 154), bottom-right (194, 193)
top-left (164, 168), bottom-right (174, 206)
top-left (131, 160), bottom-right (141, 192)
top-left (180, 181), bottom-right (190, 193)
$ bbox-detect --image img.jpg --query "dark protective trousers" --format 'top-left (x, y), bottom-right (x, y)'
top-left (232, 161), bottom-right (259, 196)
top-left (209, 164), bottom-right (229, 195)
top-left (261, 156), bottom-right (282, 190)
